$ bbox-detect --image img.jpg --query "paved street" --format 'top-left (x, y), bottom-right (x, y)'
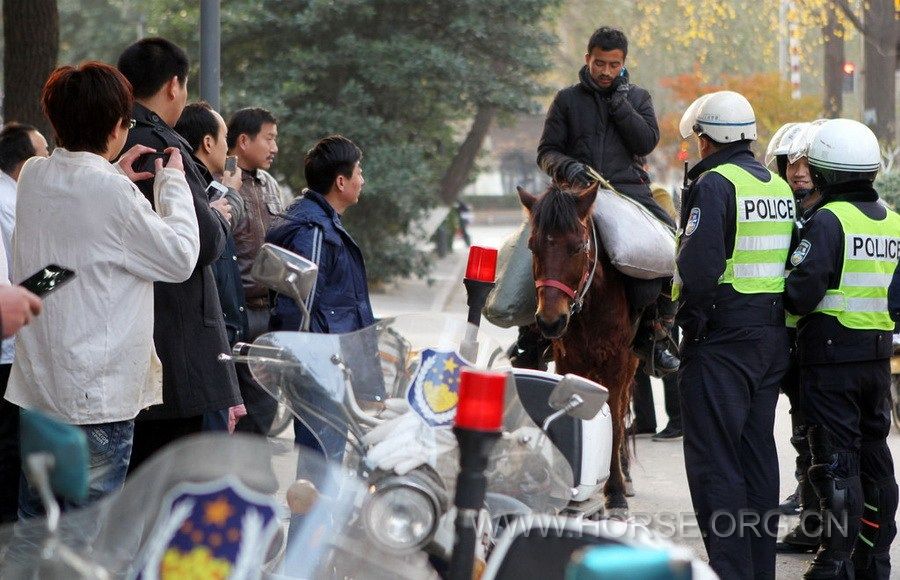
top-left (370, 219), bottom-right (900, 578)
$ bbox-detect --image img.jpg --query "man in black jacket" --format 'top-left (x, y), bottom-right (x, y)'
top-left (537, 27), bottom-right (669, 225)
top-left (516, 26), bottom-right (677, 374)
top-left (117, 38), bottom-right (241, 471)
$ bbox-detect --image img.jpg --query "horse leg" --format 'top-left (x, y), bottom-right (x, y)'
top-left (621, 440), bottom-right (634, 497)
top-left (602, 352), bottom-right (639, 512)
top-left (603, 383), bottom-right (629, 513)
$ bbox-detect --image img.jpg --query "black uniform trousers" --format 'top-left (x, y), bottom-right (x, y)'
top-left (679, 325), bottom-right (789, 580)
top-left (801, 359), bottom-right (897, 577)
top-left (781, 342), bottom-right (815, 485)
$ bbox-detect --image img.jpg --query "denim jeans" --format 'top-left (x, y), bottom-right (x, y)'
top-left (18, 418), bottom-right (134, 519)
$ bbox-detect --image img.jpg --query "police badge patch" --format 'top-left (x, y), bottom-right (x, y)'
top-left (132, 476), bottom-right (283, 580)
top-left (406, 348), bottom-right (471, 427)
top-left (791, 240), bottom-right (811, 266)
top-left (685, 208), bottom-right (701, 236)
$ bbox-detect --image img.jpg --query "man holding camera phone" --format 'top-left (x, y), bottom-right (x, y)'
top-left (6, 61), bottom-right (200, 513)
top-left (117, 38), bottom-right (241, 471)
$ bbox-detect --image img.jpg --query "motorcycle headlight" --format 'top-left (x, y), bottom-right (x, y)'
top-left (362, 474), bottom-right (442, 553)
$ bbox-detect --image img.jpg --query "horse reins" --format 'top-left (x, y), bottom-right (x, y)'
top-left (534, 218), bottom-right (599, 315)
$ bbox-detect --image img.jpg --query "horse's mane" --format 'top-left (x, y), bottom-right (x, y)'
top-left (531, 184), bottom-right (583, 238)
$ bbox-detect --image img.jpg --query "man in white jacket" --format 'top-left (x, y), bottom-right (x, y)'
top-left (5, 61), bottom-right (200, 517)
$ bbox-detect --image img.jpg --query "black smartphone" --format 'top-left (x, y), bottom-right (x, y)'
top-left (137, 150), bottom-right (171, 172)
top-left (225, 155), bottom-right (237, 173)
top-left (20, 264), bottom-right (76, 297)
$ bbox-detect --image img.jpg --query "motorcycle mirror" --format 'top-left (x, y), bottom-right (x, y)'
top-left (20, 409), bottom-right (90, 535)
top-left (548, 374), bottom-right (609, 421)
top-left (251, 244), bottom-right (318, 328)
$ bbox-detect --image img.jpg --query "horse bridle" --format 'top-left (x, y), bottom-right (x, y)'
top-left (534, 218), bottom-right (599, 315)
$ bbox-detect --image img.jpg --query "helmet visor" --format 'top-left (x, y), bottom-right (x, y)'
top-left (679, 94), bottom-right (713, 140)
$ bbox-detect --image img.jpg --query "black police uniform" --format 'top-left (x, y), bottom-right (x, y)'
top-left (785, 182), bottom-right (898, 580)
top-left (778, 200), bottom-right (822, 551)
top-left (677, 142), bottom-right (790, 580)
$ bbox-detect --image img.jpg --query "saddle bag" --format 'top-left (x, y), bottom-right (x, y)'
top-left (593, 187), bottom-right (675, 280)
top-left (483, 222), bottom-right (536, 328)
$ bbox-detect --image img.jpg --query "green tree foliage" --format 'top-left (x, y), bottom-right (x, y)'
top-left (58, 0), bottom-right (561, 283)
top-left (876, 172), bottom-right (900, 210)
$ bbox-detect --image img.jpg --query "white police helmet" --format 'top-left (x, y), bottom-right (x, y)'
top-left (679, 91), bottom-right (757, 144)
top-left (807, 118), bottom-right (881, 188)
top-left (765, 119), bottom-right (827, 175)
top-left (765, 123), bottom-right (803, 168)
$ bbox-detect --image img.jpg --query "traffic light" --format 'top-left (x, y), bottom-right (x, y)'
top-left (842, 61), bottom-right (855, 93)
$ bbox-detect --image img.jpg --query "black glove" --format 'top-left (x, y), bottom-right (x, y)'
top-left (563, 162), bottom-right (591, 187)
top-left (609, 69), bottom-right (631, 109)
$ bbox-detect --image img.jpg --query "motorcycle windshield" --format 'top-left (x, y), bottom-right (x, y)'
top-left (0, 434), bottom-right (432, 579)
top-left (245, 313), bottom-right (574, 514)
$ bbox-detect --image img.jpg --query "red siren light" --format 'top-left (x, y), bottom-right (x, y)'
top-left (454, 369), bottom-right (506, 432)
top-left (465, 246), bottom-right (498, 283)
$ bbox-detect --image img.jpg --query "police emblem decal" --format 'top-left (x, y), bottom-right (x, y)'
top-left (406, 348), bottom-right (471, 427)
top-left (685, 208), bottom-right (701, 236)
top-left (132, 476), bottom-right (283, 579)
top-left (791, 240), bottom-right (811, 266)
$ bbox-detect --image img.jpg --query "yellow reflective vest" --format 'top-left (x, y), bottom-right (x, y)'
top-left (809, 201), bottom-right (900, 331)
top-left (673, 164), bottom-right (794, 300)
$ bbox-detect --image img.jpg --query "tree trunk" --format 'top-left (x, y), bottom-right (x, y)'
top-left (821, 6), bottom-right (844, 118)
top-left (861, 0), bottom-right (896, 145)
top-left (438, 105), bottom-right (496, 205)
top-left (3, 0), bottom-right (59, 140)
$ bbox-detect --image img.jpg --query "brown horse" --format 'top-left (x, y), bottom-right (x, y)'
top-left (517, 181), bottom-right (638, 511)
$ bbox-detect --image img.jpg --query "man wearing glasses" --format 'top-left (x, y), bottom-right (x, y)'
top-left (7, 62), bottom-right (199, 513)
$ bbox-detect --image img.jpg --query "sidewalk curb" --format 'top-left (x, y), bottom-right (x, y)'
top-left (431, 250), bottom-right (469, 312)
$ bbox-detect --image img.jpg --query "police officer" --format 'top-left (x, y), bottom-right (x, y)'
top-left (785, 118), bottom-right (899, 580)
top-left (675, 91), bottom-right (794, 579)
top-left (763, 121), bottom-right (827, 552)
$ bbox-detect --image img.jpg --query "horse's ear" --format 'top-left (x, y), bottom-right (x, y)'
top-left (576, 181), bottom-right (600, 218)
top-left (517, 186), bottom-right (537, 212)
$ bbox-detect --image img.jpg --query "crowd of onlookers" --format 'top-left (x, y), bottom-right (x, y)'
top-left (0, 37), bottom-right (374, 522)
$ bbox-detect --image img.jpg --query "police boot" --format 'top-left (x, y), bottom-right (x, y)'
top-left (852, 476), bottom-right (898, 580)
top-left (804, 459), bottom-right (861, 579)
top-left (778, 478), bottom-right (822, 552)
top-left (779, 427), bottom-right (822, 552)
top-left (780, 426), bottom-right (810, 514)
top-left (507, 325), bottom-right (551, 371)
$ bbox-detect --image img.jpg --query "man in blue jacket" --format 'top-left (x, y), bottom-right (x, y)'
top-left (266, 135), bottom-right (374, 457)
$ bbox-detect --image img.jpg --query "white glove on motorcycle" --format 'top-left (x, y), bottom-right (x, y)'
top-left (363, 411), bottom-right (457, 475)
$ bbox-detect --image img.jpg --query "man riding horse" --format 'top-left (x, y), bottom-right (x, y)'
top-left (511, 25), bottom-right (679, 374)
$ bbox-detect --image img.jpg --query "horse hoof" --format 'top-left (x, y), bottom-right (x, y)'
top-left (605, 507), bottom-right (629, 521)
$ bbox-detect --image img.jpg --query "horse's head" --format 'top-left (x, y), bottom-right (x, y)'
top-left (518, 181), bottom-right (599, 339)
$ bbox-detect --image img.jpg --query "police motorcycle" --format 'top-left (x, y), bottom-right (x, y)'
top-left (228, 244), bottom-right (715, 579)
top-left (0, 410), bottom-right (429, 579)
top-left (227, 303), bottom-right (578, 572)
